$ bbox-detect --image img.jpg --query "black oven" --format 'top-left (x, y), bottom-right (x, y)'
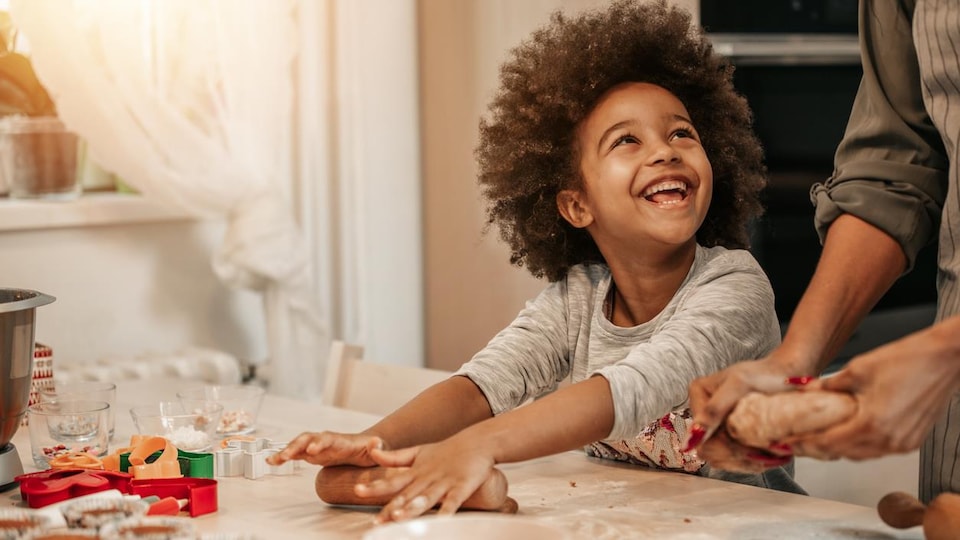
top-left (702, 1), bottom-right (938, 369)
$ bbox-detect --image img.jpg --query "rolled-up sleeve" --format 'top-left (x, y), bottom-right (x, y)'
top-left (811, 0), bottom-right (947, 271)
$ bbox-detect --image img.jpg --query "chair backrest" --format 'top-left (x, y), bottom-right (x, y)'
top-left (322, 341), bottom-right (452, 416)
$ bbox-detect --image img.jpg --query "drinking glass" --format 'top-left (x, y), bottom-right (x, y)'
top-left (28, 400), bottom-right (110, 469)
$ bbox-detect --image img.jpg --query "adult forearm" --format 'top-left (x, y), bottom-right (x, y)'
top-left (923, 314), bottom-right (960, 391)
top-left (779, 214), bottom-right (906, 374)
top-left (363, 375), bottom-right (493, 449)
top-left (459, 376), bottom-right (615, 465)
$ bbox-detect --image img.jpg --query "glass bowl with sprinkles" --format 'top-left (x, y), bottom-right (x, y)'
top-left (176, 384), bottom-right (265, 436)
top-left (130, 401), bottom-right (223, 452)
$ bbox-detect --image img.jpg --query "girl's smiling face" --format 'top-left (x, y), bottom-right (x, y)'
top-left (558, 82), bottom-right (713, 256)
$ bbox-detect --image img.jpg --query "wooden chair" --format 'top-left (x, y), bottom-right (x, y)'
top-left (321, 340), bottom-right (452, 416)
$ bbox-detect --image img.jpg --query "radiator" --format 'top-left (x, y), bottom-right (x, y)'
top-left (53, 347), bottom-right (243, 385)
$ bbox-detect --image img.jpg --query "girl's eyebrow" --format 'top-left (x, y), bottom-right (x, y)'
top-left (597, 120), bottom-right (635, 152)
top-left (597, 113), bottom-right (694, 152)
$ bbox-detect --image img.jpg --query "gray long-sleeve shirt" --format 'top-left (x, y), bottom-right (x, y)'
top-left (456, 244), bottom-right (781, 448)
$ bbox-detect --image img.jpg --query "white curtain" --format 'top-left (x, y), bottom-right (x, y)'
top-left (10, 0), bottom-right (328, 399)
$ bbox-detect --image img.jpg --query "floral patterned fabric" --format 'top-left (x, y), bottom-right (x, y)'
top-left (586, 408), bottom-right (703, 473)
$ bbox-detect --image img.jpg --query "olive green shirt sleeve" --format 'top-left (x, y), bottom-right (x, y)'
top-left (810, 0), bottom-right (948, 271)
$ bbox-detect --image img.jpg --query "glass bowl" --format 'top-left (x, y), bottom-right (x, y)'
top-left (129, 401), bottom-right (223, 452)
top-left (27, 400), bottom-right (110, 469)
top-left (176, 384), bottom-right (265, 436)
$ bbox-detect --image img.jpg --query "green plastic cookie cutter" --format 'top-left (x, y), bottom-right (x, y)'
top-left (119, 449), bottom-right (214, 479)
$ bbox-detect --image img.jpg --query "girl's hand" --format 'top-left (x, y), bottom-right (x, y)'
top-left (266, 431), bottom-right (385, 467)
top-left (356, 437), bottom-right (496, 523)
top-left (686, 354), bottom-right (803, 452)
top-left (697, 426), bottom-right (793, 474)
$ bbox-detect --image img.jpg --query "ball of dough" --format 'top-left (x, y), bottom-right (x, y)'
top-left (726, 390), bottom-right (857, 448)
top-left (924, 492), bottom-right (960, 540)
top-left (877, 491), bottom-right (925, 529)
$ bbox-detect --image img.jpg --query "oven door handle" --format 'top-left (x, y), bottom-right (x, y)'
top-left (710, 36), bottom-right (861, 66)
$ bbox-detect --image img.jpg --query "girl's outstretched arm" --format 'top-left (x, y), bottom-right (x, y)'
top-left (364, 374), bottom-right (495, 449)
top-left (357, 375), bottom-right (615, 522)
top-left (269, 375), bottom-right (494, 467)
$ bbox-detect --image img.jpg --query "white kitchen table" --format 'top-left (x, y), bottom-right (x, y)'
top-left (4, 379), bottom-right (922, 539)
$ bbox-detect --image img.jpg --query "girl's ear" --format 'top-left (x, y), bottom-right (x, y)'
top-left (557, 189), bottom-right (593, 228)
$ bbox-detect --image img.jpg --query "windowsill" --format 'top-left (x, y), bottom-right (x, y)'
top-left (0, 192), bottom-right (193, 232)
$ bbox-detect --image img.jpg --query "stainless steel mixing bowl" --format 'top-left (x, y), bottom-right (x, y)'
top-left (0, 288), bottom-right (55, 448)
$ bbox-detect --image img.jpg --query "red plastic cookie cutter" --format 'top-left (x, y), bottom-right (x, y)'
top-left (16, 469), bottom-right (132, 508)
top-left (129, 477), bottom-right (218, 517)
top-left (16, 469), bottom-right (218, 517)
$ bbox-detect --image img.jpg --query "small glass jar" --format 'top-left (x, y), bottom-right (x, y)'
top-left (0, 116), bottom-right (80, 200)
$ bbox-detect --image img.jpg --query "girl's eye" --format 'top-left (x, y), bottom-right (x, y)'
top-left (612, 134), bottom-right (639, 147)
top-left (672, 128), bottom-right (697, 140)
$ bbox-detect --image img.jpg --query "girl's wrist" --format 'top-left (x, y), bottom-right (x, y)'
top-left (767, 343), bottom-right (822, 377)
top-left (360, 429), bottom-right (391, 451)
top-left (453, 424), bottom-right (501, 463)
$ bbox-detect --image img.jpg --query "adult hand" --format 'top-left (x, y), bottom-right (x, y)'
top-left (266, 431), bottom-right (384, 467)
top-left (356, 436), bottom-right (496, 523)
top-left (789, 324), bottom-right (960, 460)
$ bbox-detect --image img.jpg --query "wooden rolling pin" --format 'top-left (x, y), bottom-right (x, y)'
top-left (877, 491), bottom-right (960, 540)
top-left (315, 465), bottom-right (519, 514)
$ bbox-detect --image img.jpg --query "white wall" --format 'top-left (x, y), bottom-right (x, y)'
top-left (328, 0), bottom-right (424, 369)
top-left (0, 219), bottom-right (267, 369)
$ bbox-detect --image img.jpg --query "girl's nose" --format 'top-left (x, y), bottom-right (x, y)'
top-left (646, 140), bottom-right (681, 165)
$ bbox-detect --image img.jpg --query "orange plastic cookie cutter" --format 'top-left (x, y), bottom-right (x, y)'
top-left (127, 436), bottom-right (181, 479)
top-left (103, 435), bottom-right (148, 471)
top-left (48, 452), bottom-right (104, 470)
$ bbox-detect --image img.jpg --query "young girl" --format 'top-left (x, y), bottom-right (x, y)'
top-left (270, 0), bottom-right (803, 521)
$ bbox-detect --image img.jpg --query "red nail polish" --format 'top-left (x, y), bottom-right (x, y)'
top-left (786, 376), bottom-right (814, 386)
top-left (683, 425), bottom-right (706, 452)
top-left (768, 442), bottom-right (793, 454)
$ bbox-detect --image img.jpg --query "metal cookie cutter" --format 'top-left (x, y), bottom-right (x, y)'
top-left (214, 437), bottom-right (298, 479)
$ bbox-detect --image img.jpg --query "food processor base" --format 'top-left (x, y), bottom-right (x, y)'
top-left (0, 443), bottom-right (24, 491)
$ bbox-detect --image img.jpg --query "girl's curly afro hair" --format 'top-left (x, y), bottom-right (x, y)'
top-left (476, 0), bottom-right (766, 282)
